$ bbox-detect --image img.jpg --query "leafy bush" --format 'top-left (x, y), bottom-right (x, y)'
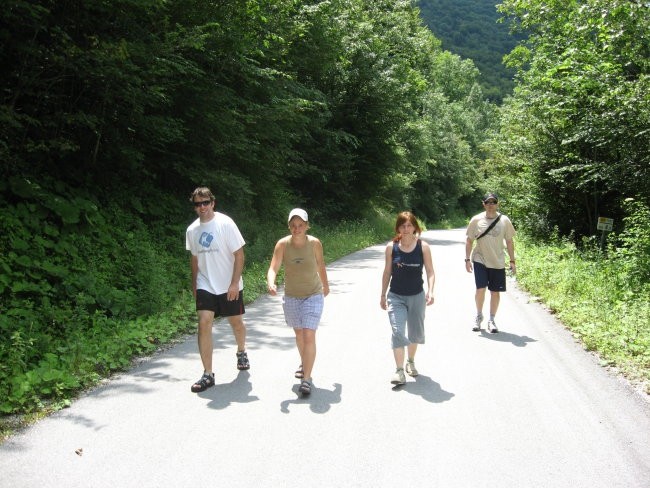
top-left (0, 303), bottom-right (196, 414)
top-left (613, 198), bottom-right (650, 288)
top-left (516, 232), bottom-right (650, 391)
top-left (0, 178), bottom-right (191, 414)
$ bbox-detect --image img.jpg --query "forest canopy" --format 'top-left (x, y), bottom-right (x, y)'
top-left (489, 0), bottom-right (650, 241)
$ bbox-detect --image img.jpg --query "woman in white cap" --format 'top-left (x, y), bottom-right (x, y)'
top-left (267, 208), bottom-right (330, 396)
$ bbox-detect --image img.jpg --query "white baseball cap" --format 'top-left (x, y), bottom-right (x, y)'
top-left (288, 208), bottom-right (308, 222)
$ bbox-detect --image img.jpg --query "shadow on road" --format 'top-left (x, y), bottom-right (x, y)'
top-left (419, 236), bottom-right (464, 247)
top-left (392, 375), bottom-right (455, 403)
top-left (200, 371), bottom-right (260, 409)
top-left (478, 330), bottom-right (537, 347)
top-left (212, 295), bottom-right (296, 352)
top-left (280, 382), bottom-right (342, 414)
top-left (326, 246), bottom-right (385, 271)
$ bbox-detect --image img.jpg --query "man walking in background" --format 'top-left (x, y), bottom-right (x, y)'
top-left (186, 187), bottom-right (250, 393)
top-left (465, 192), bottom-right (516, 333)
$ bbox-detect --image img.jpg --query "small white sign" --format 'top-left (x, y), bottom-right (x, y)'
top-left (597, 217), bottom-right (614, 231)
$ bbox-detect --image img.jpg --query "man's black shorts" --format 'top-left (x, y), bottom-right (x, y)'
top-left (473, 262), bottom-right (506, 292)
top-left (196, 289), bottom-right (245, 316)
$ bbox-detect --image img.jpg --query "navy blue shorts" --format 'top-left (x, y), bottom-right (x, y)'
top-left (196, 289), bottom-right (245, 316)
top-left (473, 262), bottom-right (506, 292)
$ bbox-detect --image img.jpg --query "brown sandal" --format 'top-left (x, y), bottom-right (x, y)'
top-left (294, 365), bottom-right (304, 379)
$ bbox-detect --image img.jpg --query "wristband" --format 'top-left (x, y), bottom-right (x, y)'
top-left (464, 259), bottom-right (471, 262)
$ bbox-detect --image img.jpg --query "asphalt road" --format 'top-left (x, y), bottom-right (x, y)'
top-left (1, 229), bottom-right (649, 488)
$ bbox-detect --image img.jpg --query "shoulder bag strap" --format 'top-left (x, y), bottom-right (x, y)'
top-left (475, 213), bottom-right (501, 240)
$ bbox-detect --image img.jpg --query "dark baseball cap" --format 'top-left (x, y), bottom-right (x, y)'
top-left (483, 192), bottom-right (499, 203)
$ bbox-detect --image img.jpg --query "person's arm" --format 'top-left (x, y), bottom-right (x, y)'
top-left (506, 238), bottom-right (516, 274)
top-left (266, 239), bottom-right (285, 296)
top-left (465, 237), bottom-right (474, 273)
top-left (228, 246), bottom-right (245, 301)
top-left (380, 243), bottom-right (393, 310)
top-left (422, 241), bottom-right (435, 306)
top-left (312, 238), bottom-right (330, 297)
top-left (190, 254), bottom-right (199, 298)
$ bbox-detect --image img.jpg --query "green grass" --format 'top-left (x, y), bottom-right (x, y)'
top-left (515, 235), bottom-right (650, 393)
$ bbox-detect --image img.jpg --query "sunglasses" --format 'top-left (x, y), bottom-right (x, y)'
top-left (193, 200), bottom-right (212, 208)
top-left (484, 200), bottom-right (498, 205)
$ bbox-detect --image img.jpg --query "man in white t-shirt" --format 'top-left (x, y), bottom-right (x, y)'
top-left (185, 187), bottom-right (249, 393)
top-left (465, 192), bottom-right (516, 334)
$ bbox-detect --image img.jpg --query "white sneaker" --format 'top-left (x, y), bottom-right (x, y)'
top-left (487, 319), bottom-right (499, 333)
top-left (472, 314), bottom-right (483, 331)
top-left (391, 368), bottom-right (406, 385)
top-left (405, 360), bottom-right (418, 377)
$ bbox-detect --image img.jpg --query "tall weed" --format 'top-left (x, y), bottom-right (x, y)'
top-left (613, 198), bottom-right (650, 287)
top-left (516, 232), bottom-right (650, 391)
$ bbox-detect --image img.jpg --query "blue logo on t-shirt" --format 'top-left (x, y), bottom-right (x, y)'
top-left (199, 232), bottom-right (214, 248)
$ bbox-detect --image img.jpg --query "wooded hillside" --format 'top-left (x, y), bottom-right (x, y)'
top-left (418, 0), bottom-right (521, 102)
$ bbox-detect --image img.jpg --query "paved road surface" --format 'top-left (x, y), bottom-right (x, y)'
top-left (1, 229), bottom-right (649, 488)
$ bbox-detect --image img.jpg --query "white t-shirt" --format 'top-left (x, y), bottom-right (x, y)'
top-left (467, 212), bottom-right (515, 269)
top-left (186, 212), bottom-right (246, 295)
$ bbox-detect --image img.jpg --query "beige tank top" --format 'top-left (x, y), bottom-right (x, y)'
top-left (283, 236), bottom-right (323, 298)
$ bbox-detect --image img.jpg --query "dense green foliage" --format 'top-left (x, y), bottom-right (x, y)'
top-left (487, 0), bottom-right (650, 240)
top-left (515, 206), bottom-right (650, 390)
top-left (417, 0), bottom-right (521, 102)
top-left (484, 0), bottom-right (650, 388)
top-left (1, 0), bottom-right (493, 218)
top-left (1, 0), bottom-right (493, 415)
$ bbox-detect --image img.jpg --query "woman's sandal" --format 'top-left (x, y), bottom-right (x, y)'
top-left (236, 351), bottom-right (250, 370)
top-left (298, 380), bottom-right (311, 396)
top-left (295, 365), bottom-right (304, 379)
top-left (191, 372), bottom-right (215, 393)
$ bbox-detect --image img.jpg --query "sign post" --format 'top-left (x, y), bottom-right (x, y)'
top-left (597, 217), bottom-right (614, 251)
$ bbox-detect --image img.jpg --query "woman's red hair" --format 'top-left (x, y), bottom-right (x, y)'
top-left (392, 211), bottom-right (421, 242)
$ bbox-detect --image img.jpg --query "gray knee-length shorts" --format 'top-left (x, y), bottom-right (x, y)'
top-left (386, 290), bottom-right (426, 348)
